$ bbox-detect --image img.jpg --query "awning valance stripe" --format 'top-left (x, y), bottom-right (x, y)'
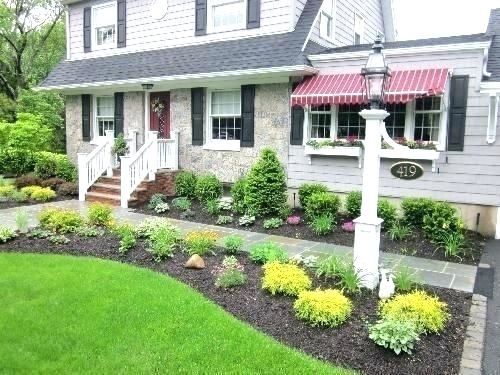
top-left (291, 68), bottom-right (450, 106)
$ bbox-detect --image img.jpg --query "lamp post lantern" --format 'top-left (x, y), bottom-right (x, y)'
top-left (353, 38), bottom-right (391, 289)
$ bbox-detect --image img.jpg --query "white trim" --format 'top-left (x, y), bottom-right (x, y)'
top-left (487, 95), bottom-right (499, 144)
top-left (91, 1), bottom-right (117, 51)
top-left (207, 0), bottom-right (247, 34)
top-left (203, 140), bottom-right (241, 151)
top-left (496, 207), bottom-right (500, 240)
top-left (205, 88), bottom-right (242, 148)
top-left (65, 8), bottom-right (71, 60)
top-left (36, 65), bottom-right (318, 91)
top-left (301, 8), bottom-right (321, 52)
top-left (480, 82), bottom-right (500, 94)
top-left (308, 41), bottom-right (492, 62)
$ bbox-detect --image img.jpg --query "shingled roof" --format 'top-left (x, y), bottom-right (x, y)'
top-left (39, 0), bottom-right (323, 89)
top-left (485, 8), bottom-right (500, 81)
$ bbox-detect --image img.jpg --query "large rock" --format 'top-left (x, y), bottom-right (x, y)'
top-left (184, 254), bottom-right (205, 269)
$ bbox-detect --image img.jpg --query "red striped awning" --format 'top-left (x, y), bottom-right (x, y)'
top-left (291, 68), bottom-right (449, 106)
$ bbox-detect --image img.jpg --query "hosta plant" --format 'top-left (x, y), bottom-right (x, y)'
top-left (263, 217), bottom-right (283, 229)
top-left (369, 318), bottom-right (420, 355)
top-left (216, 215), bottom-right (233, 225)
top-left (0, 226), bottom-right (16, 243)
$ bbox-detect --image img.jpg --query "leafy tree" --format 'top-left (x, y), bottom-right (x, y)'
top-left (0, 0), bottom-right (65, 101)
top-left (0, 113), bottom-right (52, 151)
top-left (0, 93), bottom-right (16, 122)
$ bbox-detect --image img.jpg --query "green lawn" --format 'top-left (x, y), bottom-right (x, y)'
top-left (0, 253), bottom-right (354, 374)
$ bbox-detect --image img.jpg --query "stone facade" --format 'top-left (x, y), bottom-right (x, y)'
top-left (123, 91), bottom-right (145, 146)
top-left (66, 95), bottom-right (94, 164)
top-left (172, 83), bottom-right (291, 183)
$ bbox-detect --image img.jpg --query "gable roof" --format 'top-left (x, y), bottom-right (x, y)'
top-left (485, 8), bottom-right (500, 81)
top-left (38, 0), bottom-right (323, 91)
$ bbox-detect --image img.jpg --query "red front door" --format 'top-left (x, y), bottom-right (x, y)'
top-left (150, 92), bottom-right (170, 139)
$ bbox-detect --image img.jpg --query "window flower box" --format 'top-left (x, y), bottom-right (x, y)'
top-left (304, 145), bottom-right (363, 168)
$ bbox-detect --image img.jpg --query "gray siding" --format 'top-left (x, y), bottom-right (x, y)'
top-left (295, 0), bottom-right (307, 27)
top-left (69, 0), bottom-right (293, 60)
top-left (288, 49), bottom-right (500, 207)
top-left (310, 0), bottom-right (384, 47)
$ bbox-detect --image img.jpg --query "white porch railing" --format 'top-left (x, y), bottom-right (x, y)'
top-left (158, 131), bottom-right (179, 169)
top-left (77, 130), bottom-right (114, 201)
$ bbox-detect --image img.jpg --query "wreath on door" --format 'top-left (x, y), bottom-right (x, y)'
top-left (151, 97), bottom-right (164, 116)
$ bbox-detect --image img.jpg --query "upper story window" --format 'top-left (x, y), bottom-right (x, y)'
top-left (209, 0), bottom-right (246, 32)
top-left (95, 96), bottom-right (115, 136)
top-left (209, 90), bottom-right (242, 141)
top-left (320, 0), bottom-right (335, 42)
top-left (354, 13), bottom-right (364, 45)
top-left (93, 2), bottom-right (117, 49)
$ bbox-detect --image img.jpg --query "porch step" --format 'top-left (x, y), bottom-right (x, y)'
top-left (90, 182), bottom-right (121, 195)
top-left (85, 191), bottom-right (137, 206)
top-left (96, 176), bottom-right (121, 186)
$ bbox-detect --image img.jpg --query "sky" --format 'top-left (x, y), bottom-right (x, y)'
top-left (394, 0), bottom-right (500, 40)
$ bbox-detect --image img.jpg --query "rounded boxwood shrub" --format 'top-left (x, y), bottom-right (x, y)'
top-left (298, 183), bottom-right (329, 209)
top-left (244, 148), bottom-right (287, 217)
top-left (175, 171), bottom-right (197, 198)
top-left (294, 289), bottom-right (353, 327)
top-left (345, 191), bottom-right (362, 219)
top-left (305, 192), bottom-right (341, 221)
top-left (377, 199), bottom-right (398, 229)
top-left (195, 173), bottom-right (223, 202)
top-left (401, 197), bottom-right (435, 227)
top-left (422, 201), bottom-right (462, 242)
top-left (262, 261), bottom-right (312, 296)
top-left (379, 290), bottom-right (450, 334)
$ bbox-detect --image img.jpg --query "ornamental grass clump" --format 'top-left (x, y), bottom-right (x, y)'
top-left (379, 290), bottom-right (450, 334)
top-left (183, 229), bottom-right (220, 256)
top-left (249, 241), bottom-right (288, 264)
top-left (262, 261), bottom-right (312, 296)
top-left (212, 256), bottom-right (247, 289)
top-left (392, 265), bottom-right (422, 292)
top-left (294, 289), bottom-right (353, 327)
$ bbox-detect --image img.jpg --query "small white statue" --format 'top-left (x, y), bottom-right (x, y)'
top-left (387, 273), bottom-right (395, 296)
top-left (378, 269), bottom-right (394, 300)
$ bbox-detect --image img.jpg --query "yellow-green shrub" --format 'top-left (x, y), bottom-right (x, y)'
top-left (20, 185), bottom-right (41, 196)
top-left (88, 202), bottom-right (114, 227)
top-left (294, 289), bottom-right (352, 327)
top-left (30, 187), bottom-right (56, 201)
top-left (262, 261), bottom-right (312, 296)
top-left (183, 229), bottom-right (220, 256)
top-left (379, 290), bottom-right (450, 334)
top-left (38, 207), bottom-right (84, 233)
top-left (0, 185), bottom-right (15, 197)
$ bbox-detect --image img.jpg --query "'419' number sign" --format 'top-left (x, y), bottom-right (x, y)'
top-left (390, 161), bottom-right (424, 180)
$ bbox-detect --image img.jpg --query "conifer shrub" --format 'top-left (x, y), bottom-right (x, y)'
top-left (231, 176), bottom-right (247, 214)
top-left (244, 148), bottom-right (287, 217)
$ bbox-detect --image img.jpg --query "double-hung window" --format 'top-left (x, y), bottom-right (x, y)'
top-left (337, 104), bottom-right (366, 138)
top-left (414, 97), bottom-right (442, 142)
top-left (209, 0), bottom-right (246, 32)
top-left (310, 105), bottom-right (333, 139)
top-left (93, 2), bottom-right (117, 49)
top-left (209, 90), bottom-right (242, 143)
top-left (307, 104), bottom-right (366, 140)
top-left (320, 0), bottom-right (335, 41)
top-left (95, 96), bottom-right (115, 136)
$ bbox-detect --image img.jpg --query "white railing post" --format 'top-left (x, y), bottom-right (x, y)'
top-left (148, 131), bottom-right (158, 180)
top-left (173, 130), bottom-right (180, 170)
top-left (120, 155), bottom-right (131, 208)
top-left (105, 130), bottom-right (115, 176)
top-left (127, 129), bottom-right (138, 155)
top-left (77, 152), bottom-right (88, 201)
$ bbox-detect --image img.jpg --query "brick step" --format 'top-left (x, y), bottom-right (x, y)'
top-left (89, 183), bottom-right (121, 195)
top-left (86, 191), bottom-right (137, 206)
top-left (96, 176), bottom-right (121, 186)
top-left (113, 168), bottom-right (121, 177)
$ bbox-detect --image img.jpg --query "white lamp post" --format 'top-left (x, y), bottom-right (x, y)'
top-left (353, 38), bottom-right (391, 289)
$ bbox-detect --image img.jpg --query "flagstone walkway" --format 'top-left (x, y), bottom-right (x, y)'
top-left (1, 199), bottom-right (477, 292)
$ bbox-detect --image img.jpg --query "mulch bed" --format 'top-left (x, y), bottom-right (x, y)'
top-left (0, 196), bottom-right (76, 210)
top-left (134, 200), bottom-right (486, 265)
top-left (0, 233), bottom-right (471, 375)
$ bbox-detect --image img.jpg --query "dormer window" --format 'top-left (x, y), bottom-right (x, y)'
top-left (320, 0), bottom-right (335, 42)
top-left (93, 2), bottom-right (117, 49)
top-left (209, 0), bottom-right (246, 32)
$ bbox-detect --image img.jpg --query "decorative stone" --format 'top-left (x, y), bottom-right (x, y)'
top-left (185, 254), bottom-right (205, 269)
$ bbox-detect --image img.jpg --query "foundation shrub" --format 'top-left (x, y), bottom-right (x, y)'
top-left (294, 289), bottom-right (353, 327)
top-left (0, 148), bottom-right (35, 176)
top-left (298, 183), bottom-right (329, 209)
top-left (422, 201), bottom-right (463, 242)
top-left (249, 242), bottom-right (289, 264)
top-left (14, 174), bottom-right (41, 188)
top-left (38, 207), bottom-right (84, 233)
top-left (195, 173), bottom-right (223, 202)
top-left (175, 171), bottom-right (197, 198)
top-left (222, 234), bottom-right (244, 255)
top-left (262, 261), bottom-right (312, 296)
top-left (87, 202), bottom-right (114, 227)
top-left (57, 182), bottom-right (78, 196)
top-left (377, 199), bottom-right (398, 229)
top-left (379, 290), bottom-right (450, 334)
top-left (369, 318), bottom-right (420, 355)
top-left (30, 187), bottom-right (56, 201)
top-left (183, 229), bottom-right (219, 256)
top-left (345, 191), bottom-right (362, 219)
top-left (230, 176), bottom-right (247, 214)
top-left (401, 197), bottom-right (435, 227)
top-left (244, 148), bottom-right (287, 217)
top-left (305, 192), bottom-right (341, 221)
top-left (40, 177), bottom-right (65, 190)
top-left (34, 152), bottom-right (76, 182)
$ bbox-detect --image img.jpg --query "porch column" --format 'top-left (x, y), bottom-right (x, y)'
top-left (144, 92), bottom-right (150, 142)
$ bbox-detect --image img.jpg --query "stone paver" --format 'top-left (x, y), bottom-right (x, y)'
top-left (0, 200), bottom-right (477, 292)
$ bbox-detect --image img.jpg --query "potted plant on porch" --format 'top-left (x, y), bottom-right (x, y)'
top-left (111, 133), bottom-right (129, 167)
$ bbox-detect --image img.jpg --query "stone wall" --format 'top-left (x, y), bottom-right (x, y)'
top-left (171, 83), bottom-right (291, 183)
top-left (66, 95), bottom-right (94, 164)
top-left (123, 91), bottom-right (144, 146)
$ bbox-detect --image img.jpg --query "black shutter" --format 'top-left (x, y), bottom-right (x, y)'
top-left (114, 92), bottom-right (124, 137)
top-left (195, 0), bottom-right (207, 36)
top-left (83, 7), bottom-right (91, 53)
top-left (241, 85), bottom-right (255, 147)
top-left (290, 105), bottom-right (304, 145)
top-left (117, 0), bottom-right (126, 48)
top-left (247, 0), bottom-right (260, 29)
top-left (447, 75), bottom-right (469, 151)
top-left (191, 88), bottom-right (204, 145)
top-left (82, 94), bottom-right (91, 141)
